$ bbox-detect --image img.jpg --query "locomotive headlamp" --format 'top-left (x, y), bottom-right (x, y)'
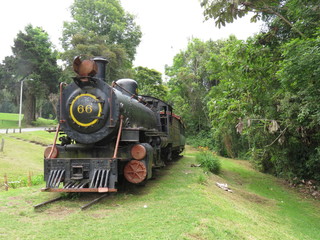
top-left (131, 144), bottom-right (147, 160)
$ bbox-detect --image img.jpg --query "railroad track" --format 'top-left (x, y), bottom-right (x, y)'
top-left (33, 193), bottom-right (109, 210)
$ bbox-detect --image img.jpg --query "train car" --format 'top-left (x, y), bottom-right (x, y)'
top-left (42, 56), bottom-right (185, 193)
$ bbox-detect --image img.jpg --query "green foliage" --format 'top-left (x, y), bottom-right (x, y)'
top-left (133, 66), bottom-right (168, 100)
top-left (207, 35), bottom-right (281, 158)
top-left (7, 175), bottom-right (44, 189)
top-left (166, 38), bottom-right (224, 135)
top-left (200, 0), bottom-right (253, 27)
top-left (196, 173), bottom-right (208, 185)
top-left (12, 25), bottom-right (61, 95)
top-left (196, 150), bottom-right (221, 174)
top-left (0, 89), bottom-right (18, 113)
top-left (61, 0), bottom-right (142, 81)
top-left (272, 33), bottom-right (320, 181)
top-left (204, 32), bottom-right (320, 181)
top-left (31, 117), bottom-right (57, 127)
top-left (0, 25), bottom-right (61, 123)
top-left (186, 130), bottom-right (215, 150)
top-left (200, 0), bottom-right (320, 39)
top-left (173, 1), bottom-right (320, 182)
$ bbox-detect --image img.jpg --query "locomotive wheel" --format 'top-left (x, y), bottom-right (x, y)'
top-left (124, 160), bottom-right (147, 184)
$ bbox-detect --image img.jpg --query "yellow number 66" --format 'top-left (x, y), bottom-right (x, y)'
top-left (77, 105), bottom-right (93, 114)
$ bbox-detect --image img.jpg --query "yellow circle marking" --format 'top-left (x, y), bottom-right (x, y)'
top-left (70, 93), bottom-right (102, 127)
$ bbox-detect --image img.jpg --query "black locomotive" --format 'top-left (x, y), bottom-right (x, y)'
top-left (43, 56), bottom-right (185, 193)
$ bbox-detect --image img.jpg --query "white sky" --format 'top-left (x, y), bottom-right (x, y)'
top-left (0, 0), bottom-right (261, 74)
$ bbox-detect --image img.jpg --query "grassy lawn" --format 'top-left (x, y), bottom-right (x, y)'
top-left (0, 131), bottom-right (55, 182)
top-left (0, 145), bottom-right (319, 239)
top-left (0, 113), bottom-right (21, 129)
top-left (6, 131), bottom-right (55, 146)
top-left (0, 112), bottom-right (57, 129)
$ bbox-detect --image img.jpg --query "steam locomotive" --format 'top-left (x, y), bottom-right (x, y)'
top-left (42, 56), bottom-right (185, 193)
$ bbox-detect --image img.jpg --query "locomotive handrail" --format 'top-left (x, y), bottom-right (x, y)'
top-left (112, 115), bottom-right (124, 159)
top-left (59, 82), bottom-right (67, 124)
top-left (47, 124), bottom-right (60, 159)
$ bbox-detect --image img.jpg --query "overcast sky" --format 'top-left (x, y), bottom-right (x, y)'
top-left (0, 0), bottom-right (261, 74)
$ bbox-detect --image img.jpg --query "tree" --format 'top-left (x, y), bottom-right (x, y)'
top-left (61, 0), bottom-right (142, 81)
top-left (207, 35), bottom-right (281, 160)
top-left (275, 34), bottom-right (320, 181)
top-left (0, 62), bottom-right (18, 113)
top-left (204, 31), bottom-right (320, 181)
top-left (133, 67), bottom-right (167, 100)
top-left (200, 0), bottom-right (320, 38)
top-left (1, 25), bottom-right (61, 124)
top-left (166, 38), bottom-right (224, 136)
top-left (161, 1), bottom-right (319, 182)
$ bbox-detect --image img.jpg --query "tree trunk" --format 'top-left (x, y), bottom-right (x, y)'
top-left (38, 104), bottom-right (42, 118)
top-left (23, 93), bottom-right (36, 125)
top-left (49, 93), bottom-right (59, 118)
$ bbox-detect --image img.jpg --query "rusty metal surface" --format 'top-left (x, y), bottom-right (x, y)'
top-left (124, 160), bottom-right (147, 184)
top-left (131, 144), bottom-right (146, 160)
top-left (73, 56), bottom-right (98, 77)
top-left (33, 196), bottom-right (62, 209)
top-left (80, 193), bottom-right (109, 210)
top-left (44, 146), bottom-right (58, 158)
top-left (112, 115), bottom-right (124, 158)
top-left (34, 193), bottom-right (112, 210)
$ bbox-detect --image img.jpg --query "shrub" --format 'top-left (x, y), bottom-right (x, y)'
top-left (186, 130), bottom-right (215, 150)
top-left (196, 150), bottom-right (221, 174)
top-left (6, 174), bottom-right (44, 189)
top-left (197, 174), bottom-right (208, 185)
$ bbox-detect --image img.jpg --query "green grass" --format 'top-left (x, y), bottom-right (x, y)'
top-left (7, 131), bottom-right (56, 145)
top-left (32, 117), bottom-right (57, 127)
top-left (219, 158), bottom-right (320, 239)
top-left (0, 113), bottom-right (20, 121)
top-left (0, 145), bottom-right (319, 239)
top-left (0, 131), bottom-right (55, 182)
top-left (0, 112), bottom-right (57, 128)
top-left (196, 149), bottom-right (221, 174)
top-left (0, 113), bottom-right (21, 128)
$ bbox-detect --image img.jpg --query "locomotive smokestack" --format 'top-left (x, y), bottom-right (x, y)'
top-left (93, 57), bottom-right (108, 81)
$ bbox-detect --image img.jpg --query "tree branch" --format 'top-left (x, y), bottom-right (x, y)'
top-left (242, 1), bottom-right (306, 38)
top-left (265, 127), bottom-right (288, 148)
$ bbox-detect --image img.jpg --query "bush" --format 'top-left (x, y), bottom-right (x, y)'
top-left (186, 130), bottom-right (215, 150)
top-left (197, 174), bottom-right (208, 185)
top-left (6, 174), bottom-right (44, 189)
top-left (196, 150), bottom-right (221, 174)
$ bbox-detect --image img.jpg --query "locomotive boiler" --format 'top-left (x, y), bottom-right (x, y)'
top-left (43, 56), bottom-right (185, 193)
